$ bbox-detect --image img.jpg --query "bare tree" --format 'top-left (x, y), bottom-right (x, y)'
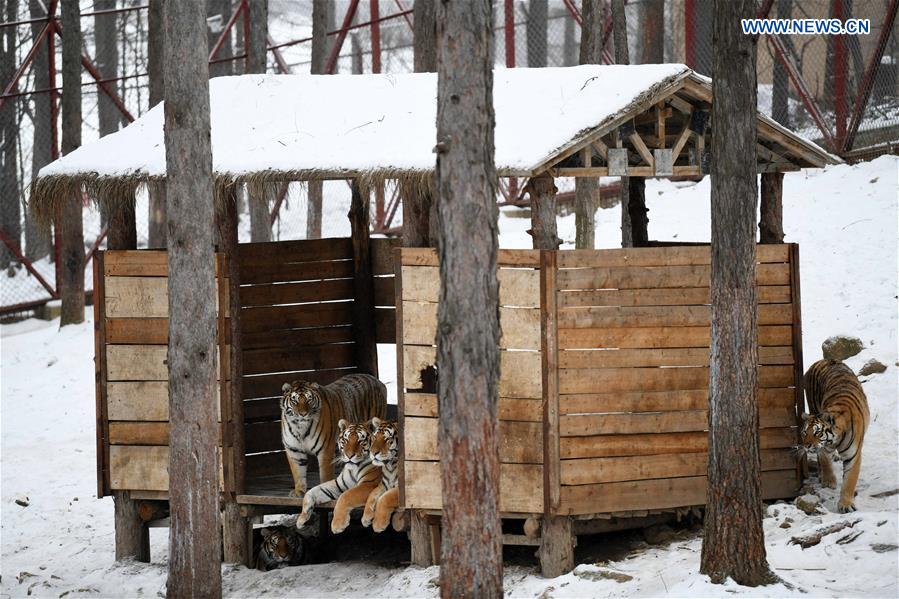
top-left (771, 0), bottom-right (791, 126)
top-left (640, 0), bottom-right (665, 64)
top-left (574, 0), bottom-right (603, 249)
top-left (207, 0), bottom-right (232, 78)
top-left (435, 1), bottom-right (502, 595)
top-left (402, 0), bottom-right (437, 249)
top-left (163, 0), bottom-right (221, 595)
top-left (306, 0), bottom-right (328, 239)
top-left (247, 0), bottom-right (271, 243)
top-left (701, 0), bottom-right (774, 587)
top-left (147, 0), bottom-right (166, 248)
top-left (59, 0), bottom-right (85, 326)
top-left (611, 0), bottom-right (635, 248)
top-left (526, 0), bottom-right (547, 68)
top-left (1, 0), bottom-right (20, 268)
top-left (26, 0), bottom-right (52, 261)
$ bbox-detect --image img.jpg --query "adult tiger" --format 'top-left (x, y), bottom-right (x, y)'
top-left (361, 418), bottom-right (400, 533)
top-left (801, 359), bottom-right (870, 513)
top-left (281, 374), bottom-right (386, 497)
top-left (295, 420), bottom-right (382, 533)
top-left (255, 527), bottom-right (303, 571)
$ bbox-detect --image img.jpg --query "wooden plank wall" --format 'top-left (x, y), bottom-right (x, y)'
top-left (101, 250), bottom-right (229, 494)
top-left (238, 237), bottom-right (398, 479)
top-left (553, 244), bottom-right (802, 515)
top-left (399, 248), bottom-right (545, 514)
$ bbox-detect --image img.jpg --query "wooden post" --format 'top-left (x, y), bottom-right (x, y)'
top-left (789, 244), bottom-right (807, 482)
top-left (759, 172), bottom-right (785, 243)
top-left (410, 510), bottom-right (435, 566)
top-left (527, 174), bottom-right (561, 250)
top-left (219, 192), bottom-right (250, 566)
top-left (349, 180), bottom-right (379, 376)
top-left (114, 491), bottom-right (150, 562)
top-left (539, 515), bottom-right (574, 578)
top-left (628, 177), bottom-right (649, 247)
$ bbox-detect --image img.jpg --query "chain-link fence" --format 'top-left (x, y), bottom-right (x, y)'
top-left (2, 0), bottom-right (896, 314)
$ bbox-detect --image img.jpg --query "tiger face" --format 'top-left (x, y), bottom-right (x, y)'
top-left (368, 418), bottom-right (399, 466)
top-left (258, 527), bottom-right (298, 569)
top-left (281, 381), bottom-right (323, 422)
top-left (337, 420), bottom-right (371, 464)
top-left (801, 412), bottom-right (837, 452)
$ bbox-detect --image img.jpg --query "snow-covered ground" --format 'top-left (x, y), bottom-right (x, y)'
top-left (2, 156), bottom-right (897, 598)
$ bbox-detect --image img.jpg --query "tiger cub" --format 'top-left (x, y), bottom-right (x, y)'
top-left (255, 526), bottom-right (303, 571)
top-left (281, 374), bottom-right (386, 496)
top-left (295, 420), bottom-right (383, 534)
top-left (801, 359), bottom-right (870, 513)
top-left (361, 418), bottom-right (400, 533)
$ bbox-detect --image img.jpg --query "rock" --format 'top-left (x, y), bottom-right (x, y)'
top-left (642, 523), bottom-right (675, 545)
top-left (779, 517), bottom-right (793, 529)
top-left (858, 359), bottom-right (887, 376)
top-left (795, 494), bottom-right (820, 515)
top-left (822, 336), bottom-right (864, 361)
top-left (14, 494), bottom-right (29, 507)
top-left (871, 543), bottom-right (897, 553)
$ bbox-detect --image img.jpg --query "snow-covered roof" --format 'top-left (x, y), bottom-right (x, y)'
top-left (31, 64), bottom-right (838, 214)
top-left (39, 64), bottom-right (693, 180)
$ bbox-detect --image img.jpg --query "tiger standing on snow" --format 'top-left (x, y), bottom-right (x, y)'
top-left (280, 373), bottom-right (386, 497)
top-left (801, 359), bottom-right (870, 513)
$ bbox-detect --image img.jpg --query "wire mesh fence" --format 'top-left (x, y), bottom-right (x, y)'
top-left (2, 0), bottom-right (896, 313)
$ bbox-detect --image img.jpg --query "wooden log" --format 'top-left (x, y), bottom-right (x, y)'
top-left (538, 516), bottom-right (574, 578)
top-left (349, 180), bottom-right (379, 376)
top-left (527, 173), bottom-right (562, 250)
top-left (409, 509), bottom-right (434, 566)
top-left (524, 516), bottom-right (542, 539)
top-left (222, 502), bottom-right (253, 566)
top-left (760, 172), bottom-right (785, 243)
top-left (114, 491), bottom-right (150, 562)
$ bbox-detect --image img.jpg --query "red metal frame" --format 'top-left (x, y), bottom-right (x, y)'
top-left (0, 228), bottom-right (59, 299)
top-left (325, 0), bottom-right (362, 74)
top-left (504, 0), bottom-right (515, 68)
top-left (371, 0), bottom-right (382, 74)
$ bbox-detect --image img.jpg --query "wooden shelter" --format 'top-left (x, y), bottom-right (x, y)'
top-left (32, 66), bottom-right (837, 576)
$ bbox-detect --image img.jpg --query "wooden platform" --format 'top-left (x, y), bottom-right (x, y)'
top-left (238, 472), bottom-right (321, 507)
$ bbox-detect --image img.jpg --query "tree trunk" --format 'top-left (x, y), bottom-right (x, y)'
top-left (349, 181), bottom-right (378, 376)
top-left (26, 0), bottom-right (52, 261)
top-left (403, 0), bottom-right (438, 248)
top-left (246, 0), bottom-right (271, 243)
top-left (759, 172), bottom-right (784, 244)
top-left (305, 0), bottom-right (329, 240)
top-left (435, 2), bottom-right (502, 596)
top-left (701, 0), bottom-right (773, 587)
top-left (528, 174), bottom-right (560, 250)
top-left (526, 0), bottom-right (547, 68)
top-left (693, 0), bottom-right (713, 76)
top-left (1, 0), bottom-right (20, 269)
top-left (574, 0), bottom-right (604, 249)
top-left (640, 0), bottom-right (664, 64)
top-left (94, 0), bottom-right (136, 248)
top-left (771, 0), bottom-right (791, 126)
top-left (59, 0), bottom-right (85, 326)
top-left (207, 0), bottom-right (232, 78)
top-left (628, 177), bottom-right (648, 246)
top-left (148, 0), bottom-right (167, 248)
top-left (163, 0), bottom-right (221, 596)
top-left (114, 491), bottom-right (150, 562)
top-left (351, 33), bottom-right (363, 73)
top-left (611, 0), bottom-right (633, 248)
top-left (563, 6), bottom-right (577, 66)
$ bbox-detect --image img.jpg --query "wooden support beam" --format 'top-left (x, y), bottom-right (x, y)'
top-left (592, 139), bottom-right (609, 161)
top-left (114, 491), bottom-right (150, 563)
top-left (672, 124), bottom-right (694, 161)
top-left (538, 516), bottom-right (575, 578)
top-left (760, 172), bottom-right (785, 244)
top-left (667, 93), bottom-right (694, 114)
top-left (656, 102), bottom-right (667, 149)
top-left (526, 174), bottom-right (561, 250)
top-left (580, 146), bottom-right (591, 168)
top-left (629, 132), bottom-right (655, 168)
top-left (222, 502), bottom-right (253, 566)
top-left (349, 180), bottom-right (379, 376)
top-left (410, 509), bottom-right (435, 566)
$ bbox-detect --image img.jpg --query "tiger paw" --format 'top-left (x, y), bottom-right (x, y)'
top-left (289, 486), bottom-right (306, 498)
top-left (330, 514), bottom-right (351, 534)
top-left (821, 476), bottom-right (838, 489)
top-left (295, 511), bottom-right (312, 529)
top-left (837, 500), bottom-right (857, 513)
top-left (372, 518), bottom-right (389, 533)
top-left (361, 513), bottom-right (374, 528)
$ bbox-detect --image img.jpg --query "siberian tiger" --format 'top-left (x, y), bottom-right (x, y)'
top-left (295, 420), bottom-right (383, 534)
top-left (255, 526), bottom-right (303, 571)
top-left (281, 374), bottom-right (386, 496)
top-left (801, 359), bottom-right (870, 513)
top-left (361, 418), bottom-right (400, 533)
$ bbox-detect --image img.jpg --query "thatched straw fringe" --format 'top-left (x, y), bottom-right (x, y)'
top-left (29, 168), bottom-right (435, 226)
